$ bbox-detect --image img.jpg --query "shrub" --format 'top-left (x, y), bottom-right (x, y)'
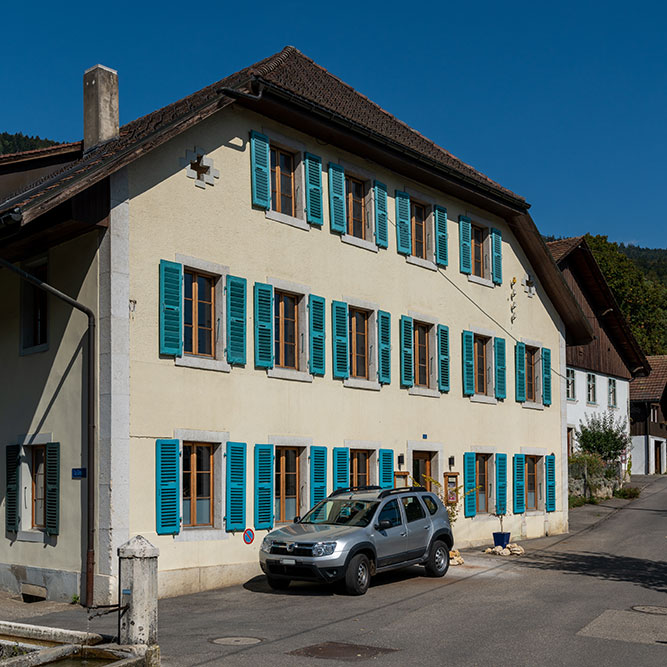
top-left (569, 495), bottom-right (586, 508)
top-left (575, 412), bottom-right (631, 462)
top-left (569, 452), bottom-right (604, 478)
top-left (614, 486), bottom-right (641, 499)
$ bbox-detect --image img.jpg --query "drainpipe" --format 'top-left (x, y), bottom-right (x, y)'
top-left (0, 257), bottom-right (96, 607)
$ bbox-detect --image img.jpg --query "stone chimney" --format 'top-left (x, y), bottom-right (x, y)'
top-left (83, 64), bottom-right (119, 151)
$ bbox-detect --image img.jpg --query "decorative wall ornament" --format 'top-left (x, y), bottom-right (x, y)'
top-left (181, 147), bottom-right (220, 189)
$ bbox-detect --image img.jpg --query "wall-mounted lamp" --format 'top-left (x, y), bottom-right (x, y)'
top-left (398, 454), bottom-right (405, 468)
top-left (448, 456), bottom-right (455, 469)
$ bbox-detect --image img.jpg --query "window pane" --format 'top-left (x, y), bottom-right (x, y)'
top-left (184, 298), bottom-right (193, 327)
top-left (401, 496), bottom-right (426, 522)
top-left (195, 499), bottom-right (211, 525)
top-left (196, 472), bottom-right (210, 498)
top-left (284, 497), bottom-right (297, 522)
top-left (285, 449), bottom-right (297, 473)
top-left (182, 473), bottom-right (191, 500)
top-left (378, 499), bottom-right (401, 527)
top-left (182, 500), bottom-right (191, 526)
top-left (285, 473), bottom-right (297, 497)
top-left (196, 446), bottom-right (211, 471)
top-left (198, 302), bottom-right (212, 329)
top-left (198, 329), bottom-right (212, 355)
top-left (284, 343), bottom-right (296, 369)
top-left (184, 272), bottom-right (193, 298)
top-left (183, 446), bottom-right (192, 470)
top-left (184, 326), bottom-right (193, 354)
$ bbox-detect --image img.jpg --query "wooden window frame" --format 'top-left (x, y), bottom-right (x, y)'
top-left (345, 175), bottom-right (366, 240)
top-left (587, 373), bottom-right (596, 404)
top-left (444, 472), bottom-right (459, 506)
top-left (350, 449), bottom-right (371, 488)
top-left (274, 290), bottom-right (299, 370)
top-left (414, 321), bottom-right (430, 387)
top-left (525, 346), bottom-right (538, 402)
top-left (182, 443), bottom-right (214, 528)
top-left (474, 334), bottom-right (489, 395)
top-left (32, 445), bottom-right (46, 529)
top-left (270, 146), bottom-right (296, 216)
top-left (472, 224), bottom-right (486, 278)
top-left (566, 369), bottom-right (576, 400)
top-left (411, 200), bottom-right (428, 260)
top-left (349, 307), bottom-right (370, 380)
top-left (412, 451), bottom-right (433, 491)
top-left (525, 455), bottom-right (539, 511)
top-left (608, 379), bottom-right (617, 408)
top-left (184, 269), bottom-right (215, 358)
top-left (275, 446), bottom-right (300, 524)
top-left (475, 454), bottom-right (489, 513)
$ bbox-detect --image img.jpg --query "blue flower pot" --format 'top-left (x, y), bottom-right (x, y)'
top-left (492, 532), bottom-right (511, 548)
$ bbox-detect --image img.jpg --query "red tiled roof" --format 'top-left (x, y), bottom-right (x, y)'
top-left (546, 236), bottom-right (585, 263)
top-left (631, 356), bottom-right (667, 402)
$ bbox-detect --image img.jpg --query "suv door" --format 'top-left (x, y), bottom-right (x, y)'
top-left (373, 499), bottom-right (407, 567)
top-left (401, 495), bottom-right (431, 559)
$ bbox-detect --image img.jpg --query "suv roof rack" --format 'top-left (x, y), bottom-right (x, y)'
top-left (378, 486), bottom-right (428, 498)
top-left (329, 485), bottom-right (381, 497)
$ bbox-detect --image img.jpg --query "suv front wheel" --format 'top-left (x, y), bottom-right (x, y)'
top-left (344, 553), bottom-right (371, 595)
top-left (424, 540), bottom-right (449, 577)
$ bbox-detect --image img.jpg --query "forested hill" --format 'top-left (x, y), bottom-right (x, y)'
top-left (0, 132), bottom-right (60, 155)
top-left (618, 244), bottom-right (667, 288)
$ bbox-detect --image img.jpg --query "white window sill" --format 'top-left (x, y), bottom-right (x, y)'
top-left (525, 510), bottom-right (544, 517)
top-left (567, 398), bottom-right (578, 403)
top-left (522, 401), bottom-right (544, 411)
top-left (586, 402), bottom-right (598, 407)
top-left (408, 386), bottom-right (440, 398)
top-left (406, 256), bottom-right (437, 271)
top-left (341, 234), bottom-right (378, 253)
top-left (175, 356), bottom-right (231, 373)
top-left (608, 405), bottom-right (619, 410)
top-left (468, 274), bottom-right (494, 288)
top-left (344, 377), bottom-right (381, 391)
top-left (470, 394), bottom-right (497, 405)
top-left (20, 343), bottom-right (49, 357)
top-left (175, 527), bottom-right (228, 542)
top-left (15, 530), bottom-right (48, 543)
top-left (267, 367), bottom-right (313, 383)
top-left (265, 209), bottom-right (309, 231)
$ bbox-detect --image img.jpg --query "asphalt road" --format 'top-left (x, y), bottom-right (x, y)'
top-left (7, 475), bottom-right (667, 666)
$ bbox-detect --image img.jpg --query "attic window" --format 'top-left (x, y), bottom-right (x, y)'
top-left (183, 147), bottom-right (219, 189)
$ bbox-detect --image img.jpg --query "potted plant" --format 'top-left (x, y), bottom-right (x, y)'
top-left (492, 511), bottom-right (511, 548)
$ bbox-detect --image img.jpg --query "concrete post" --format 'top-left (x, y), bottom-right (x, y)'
top-left (118, 535), bottom-right (159, 645)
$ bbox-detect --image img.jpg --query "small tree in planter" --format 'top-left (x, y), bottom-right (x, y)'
top-left (492, 509), bottom-right (512, 548)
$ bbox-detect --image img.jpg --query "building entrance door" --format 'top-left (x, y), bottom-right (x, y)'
top-left (655, 441), bottom-right (663, 474)
top-left (412, 451), bottom-right (433, 490)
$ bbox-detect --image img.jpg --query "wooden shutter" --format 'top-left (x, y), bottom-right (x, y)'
top-left (434, 205), bottom-right (448, 267)
top-left (309, 295), bottom-right (326, 376)
top-left (159, 260), bottom-right (183, 356)
top-left (331, 300), bottom-right (349, 379)
top-left (377, 310), bottom-right (391, 385)
top-left (495, 453), bottom-right (507, 515)
top-left (310, 446), bottom-right (328, 507)
top-left (513, 454), bottom-right (526, 514)
top-left (395, 191), bottom-right (411, 255)
top-left (462, 330), bottom-right (475, 396)
top-left (400, 315), bottom-right (414, 387)
top-left (45, 442), bottom-right (60, 536)
top-left (328, 163), bottom-right (346, 233)
top-left (156, 439), bottom-right (180, 535)
top-left (378, 449), bottom-right (394, 489)
top-left (542, 348), bottom-right (552, 406)
top-left (491, 227), bottom-right (502, 284)
top-left (226, 275), bottom-right (247, 365)
top-left (254, 282), bottom-right (274, 369)
top-left (545, 455), bottom-right (556, 512)
top-left (250, 131), bottom-right (270, 209)
top-left (437, 324), bottom-right (450, 392)
top-left (333, 447), bottom-right (350, 490)
top-left (226, 442), bottom-right (246, 532)
top-left (459, 216), bottom-right (472, 274)
top-left (254, 444), bottom-right (273, 530)
top-left (494, 337), bottom-right (506, 399)
top-left (515, 342), bottom-right (526, 402)
top-left (463, 452), bottom-right (476, 517)
top-left (5, 445), bottom-right (20, 533)
top-left (374, 181), bottom-right (388, 248)
top-left (304, 153), bottom-right (323, 225)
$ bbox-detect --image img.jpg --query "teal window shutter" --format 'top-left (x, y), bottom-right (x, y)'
top-left (226, 275), bottom-right (247, 365)
top-left (254, 444), bottom-right (274, 530)
top-left (437, 324), bottom-right (450, 392)
top-left (545, 455), bottom-right (556, 512)
top-left (542, 348), bottom-right (552, 406)
top-left (377, 310), bottom-right (391, 385)
top-left (434, 205), bottom-right (448, 267)
top-left (491, 228), bottom-right (502, 284)
top-left (45, 442), bottom-right (60, 536)
top-left (333, 447), bottom-right (350, 490)
top-left (5, 445), bottom-right (20, 533)
top-left (495, 453), bottom-right (507, 515)
top-left (328, 163), bottom-right (346, 233)
top-left (395, 191), bottom-right (412, 255)
top-left (463, 452), bottom-right (476, 517)
top-left (459, 216), bottom-right (472, 274)
top-left (310, 446), bottom-right (328, 507)
top-left (400, 315), bottom-right (414, 387)
top-left (309, 295), bottom-right (326, 376)
top-left (374, 181), bottom-right (388, 248)
top-left (250, 131), bottom-right (270, 209)
top-left (159, 260), bottom-right (183, 356)
top-left (378, 449), bottom-right (394, 489)
top-left (332, 300), bottom-right (349, 379)
top-left (254, 282), bottom-right (274, 368)
top-left (513, 454), bottom-right (526, 514)
top-left (304, 153), bottom-right (323, 225)
top-left (462, 330), bottom-right (475, 396)
top-left (515, 342), bottom-right (526, 402)
top-left (226, 442), bottom-right (246, 532)
top-left (156, 439), bottom-right (180, 535)
top-left (494, 337), bottom-right (506, 399)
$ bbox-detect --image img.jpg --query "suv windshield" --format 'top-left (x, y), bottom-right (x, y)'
top-left (301, 499), bottom-right (379, 527)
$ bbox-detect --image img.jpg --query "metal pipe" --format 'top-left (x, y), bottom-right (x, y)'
top-left (0, 256), bottom-right (96, 608)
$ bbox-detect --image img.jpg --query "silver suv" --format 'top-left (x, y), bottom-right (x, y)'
top-left (259, 486), bottom-right (453, 595)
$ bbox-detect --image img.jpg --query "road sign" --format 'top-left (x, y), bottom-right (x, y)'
top-left (243, 528), bottom-right (255, 544)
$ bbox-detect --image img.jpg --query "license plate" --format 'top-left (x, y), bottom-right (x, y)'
top-left (280, 558), bottom-right (296, 565)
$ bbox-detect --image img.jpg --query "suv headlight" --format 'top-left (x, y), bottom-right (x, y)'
top-left (312, 542), bottom-right (337, 557)
top-left (260, 536), bottom-right (273, 553)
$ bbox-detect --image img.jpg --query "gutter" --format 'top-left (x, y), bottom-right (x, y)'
top-left (0, 257), bottom-right (96, 608)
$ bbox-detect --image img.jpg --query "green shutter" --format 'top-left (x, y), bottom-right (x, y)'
top-left (226, 442), bottom-right (246, 532)
top-left (159, 260), bottom-right (183, 356)
top-left (309, 295), bottom-right (326, 376)
top-left (374, 181), bottom-right (388, 248)
top-left (437, 325), bottom-right (450, 392)
top-left (545, 455), bottom-right (556, 512)
top-left (495, 453), bottom-right (507, 515)
top-left (542, 348), bottom-right (552, 406)
top-left (156, 439), bottom-right (180, 535)
top-left (513, 454), bottom-right (526, 514)
top-left (515, 342), bottom-right (526, 402)
top-left (462, 330), bottom-right (475, 396)
top-left (254, 444), bottom-right (273, 530)
top-left (378, 449), bottom-right (394, 489)
top-left (331, 300), bottom-right (349, 379)
top-left (45, 442), bottom-right (60, 536)
top-left (328, 163), bottom-right (346, 233)
top-left (304, 153), bottom-right (323, 225)
top-left (333, 447), bottom-right (350, 490)
top-left (250, 131), bottom-right (270, 209)
top-left (310, 446), bottom-right (328, 507)
top-left (400, 315), bottom-right (414, 387)
top-left (491, 227), bottom-right (502, 284)
top-left (395, 191), bottom-right (411, 255)
top-left (494, 337), bottom-right (506, 399)
top-left (377, 310), bottom-right (391, 385)
top-left (464, 452), bottom-right (476, 517)
top-left (459, 216), bottom-right (472, 274)
top-left (435, 206), bottom-right (448, 267)
top-left (254, 282), bottom-right (274, 369)
top-left (226, 275), bottom-right (247, 365)
top-left (5, 445), bottom-right (20, 533)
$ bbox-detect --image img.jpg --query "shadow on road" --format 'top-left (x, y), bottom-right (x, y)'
top-left (515, 551), bottom-right (667, 593)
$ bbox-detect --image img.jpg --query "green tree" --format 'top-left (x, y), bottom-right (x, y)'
top-left (575, 412), bottom-right (631, 462)
top-left (0, 132), bottom-right (59, 155)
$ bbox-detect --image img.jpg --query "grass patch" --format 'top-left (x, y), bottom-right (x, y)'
top-left (613, 486), bottom-right (641, 499)
top-left (569, 495), bottom-right (600, 508)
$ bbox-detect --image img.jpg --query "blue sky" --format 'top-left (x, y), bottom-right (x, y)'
top-left (3, 1), bottom-right (665, 247)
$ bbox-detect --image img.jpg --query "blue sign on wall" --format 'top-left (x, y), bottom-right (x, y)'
top-left (72, 468), bottom-right (87, 479)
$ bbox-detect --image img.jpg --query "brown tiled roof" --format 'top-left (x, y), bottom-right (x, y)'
top-left (546, 236), bottom-right (585, 263)
top-left (631, 356), bottom-right (667, 402)
top-left (0, 141), bottom-right (82, 164)
top-left (0, 46), bottom-right (524, 221)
